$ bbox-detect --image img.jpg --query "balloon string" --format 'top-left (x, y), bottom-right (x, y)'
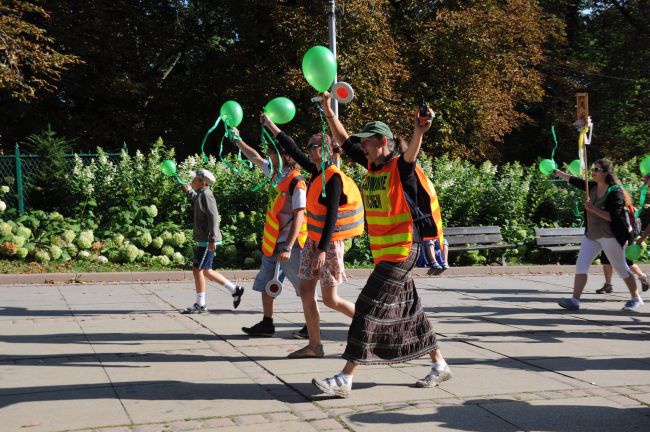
top-left (550, 125), bottom-right (558, 162)
top-left (219, 129), bottom-right (239, 173)
top-left (636, 184), bottom-right (647, 219)
top-left (262, 128), bottom-right (283, 186)
top-left (200, 116), bottom-right (222, 161)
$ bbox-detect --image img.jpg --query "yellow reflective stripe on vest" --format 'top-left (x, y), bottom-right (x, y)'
top-left (366, 212), bottom-right (411, 225)
top-left (265, 217), bottom-right (279, 231)
top-left (307, 218), bottom-right (364, 234)
top-left (306, 206), bottom-right (363, 222)
top-left (369, 231), bottom-right (412, 246)
top-left (372, 245), bottom-right (411, 259)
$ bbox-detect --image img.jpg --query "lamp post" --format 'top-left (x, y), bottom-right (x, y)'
top-left (328, 0), bottom-right (338, 116)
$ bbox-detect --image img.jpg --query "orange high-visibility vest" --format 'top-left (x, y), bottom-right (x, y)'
top-left (416, 168), bottom-right (444, 247)
top-left (305, 164), bottom-right (364, 242)
top-left (261, 170), bottom-right (308, 256)
top-left (364, 156), bottom-right (443, 264)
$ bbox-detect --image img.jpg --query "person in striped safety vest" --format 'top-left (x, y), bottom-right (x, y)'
top-left (228, 128), bottom-right (310, 339)
top-left (310, 92), bottom-right (452, 398)
top-left (261, 113), bottom-right (364, 359)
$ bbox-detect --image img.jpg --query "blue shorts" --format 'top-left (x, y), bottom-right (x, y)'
top-left (193, 246), bottom-right (215, 269)
top-left (252, 243), bottom-right (303, 296)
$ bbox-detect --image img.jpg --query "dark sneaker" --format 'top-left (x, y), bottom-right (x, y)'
top-left (242, 320), bottom-right (275, 337)
top-left (232, 286), bottom-right (245, 309)
top-left (596, 283), bottom-right (613, 294)
top-left (292, 325), bottom-right (309, 339)
top-left (181, 303), bottom-right (208, 314)
top-left (558, 298), bottom-right (580, 311)
top-left (639, 274), bottom-right (649, 292)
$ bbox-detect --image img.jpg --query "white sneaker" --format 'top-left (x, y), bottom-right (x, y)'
top-left (416, 364), bottom-right (453, 388)
top-left (312, 373), bottom-right (351, 398)
top-left (622, 297), bottom-right (644, 311)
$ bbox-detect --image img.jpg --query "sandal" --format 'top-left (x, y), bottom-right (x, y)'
top-left (287, 344), bottom-right (324, 358)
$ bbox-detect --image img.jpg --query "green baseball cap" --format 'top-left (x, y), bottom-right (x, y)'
top-left (352, 121), bottom-right (394, 139)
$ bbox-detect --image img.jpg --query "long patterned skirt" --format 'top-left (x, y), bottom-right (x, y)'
top-left (342, 243), bottom-right (438, 365)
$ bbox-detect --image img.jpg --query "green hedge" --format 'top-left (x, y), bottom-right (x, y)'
top-left (0, 138), bottom-right (647, 268)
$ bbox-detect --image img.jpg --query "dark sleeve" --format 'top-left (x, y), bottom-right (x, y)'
top-left (275, 132), bottom-right (316, 172)
top-left (317, 175), bottom-right (342, 251)
top-left (397, 156), bottom-right (418, 200)
top-left (568, 176), bottom-right (595, 192)
top-left (342, 138), bottom-right (368, 167)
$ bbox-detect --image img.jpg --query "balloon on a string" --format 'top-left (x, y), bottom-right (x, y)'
top-left (220, 100), bottom-right (243, 127)
top-left (264, 97), bottom-right (296, 124)
top-left (568, 160), bottom-right (581, 176)
top-left (539, 159), bottom-right (558, 175)
top-left (626, 243), bottom-right (642, 261)
top-left (302, 46), bottom-right (337, 92)
top-left (160, 160), bottom-right (177, 177)
top-left (640, 156), bottom-right (650, 176)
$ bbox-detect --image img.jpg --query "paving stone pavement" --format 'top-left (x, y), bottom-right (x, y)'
top-left (0, 271), bottom-right (649, 432)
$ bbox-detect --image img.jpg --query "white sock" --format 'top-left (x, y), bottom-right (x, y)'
top-left (338, 372), bottom-right (353, 383)
top-left (223, 280), bottom-right (236, 295)
top-left (432, 360), bottom-right (448, 372)
top-left (196, 291), bottom-right (206, 307)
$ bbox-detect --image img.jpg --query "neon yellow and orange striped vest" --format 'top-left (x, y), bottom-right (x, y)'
top-left (364, 156), bottom-right (443, 264)
top-left (261, 170), bottom-right (308, 256)
top-left (305, 165), bottom-right (364, 242)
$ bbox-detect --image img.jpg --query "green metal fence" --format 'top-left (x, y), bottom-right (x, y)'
top-left (0, 144), bottom-right (124, 215)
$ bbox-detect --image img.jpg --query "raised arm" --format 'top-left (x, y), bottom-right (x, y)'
top-left (321, 92), bottom-right (349, 145)
top-left (402, 108), bottom-right (434, 164)
top-left (229, 127), bottom-right (266, 171)
top-left (261, 113), bottom-right (315, 172)
top-left (320, 92), bottom-right (368, 167)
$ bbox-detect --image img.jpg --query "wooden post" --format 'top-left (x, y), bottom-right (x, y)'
top-left (576, 93), bottom-right (589, 225)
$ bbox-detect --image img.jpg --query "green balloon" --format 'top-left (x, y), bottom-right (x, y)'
top-left (626, 243), bottom-right (642, 261)
top-left (302, 46), bottom-right (337, 92)
top-left (568, 159), bottom-right (581, 176)
top-left (264, 97), bottom-right (296, 125)
top-left (160, 160), bottom-right (177, 177)
top-left (539, 159), bottom-right (558, 175)
top-left (220, 100), bottom-right (243, 127)
top-left (640, 156), bottom-right (650, 175)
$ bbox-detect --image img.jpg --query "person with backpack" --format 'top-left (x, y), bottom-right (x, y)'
top-left (261, 113), bottom-right (365, 359)
top-left (228, 128), bottom-right (310, 338)
top-left (308, 92), bottom-right (452, 398)
top-left (553, 160), bottom-right (643, 311)
top-left (597, 191), bottom-right (649, 293)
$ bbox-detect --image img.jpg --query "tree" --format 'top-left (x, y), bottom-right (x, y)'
top-left (0, 1), bottom-right (81, 101)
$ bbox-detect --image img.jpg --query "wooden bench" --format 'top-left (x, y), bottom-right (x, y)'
top-left (534, 228), bottom-right (584, 254)
top-left (445, 226), bottom-right (516, 266)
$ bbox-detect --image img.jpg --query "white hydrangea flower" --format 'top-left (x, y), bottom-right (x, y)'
top-left (0, 201), bottom-right (6, 212)
top-left (1, 185), bottom-right (10, 193)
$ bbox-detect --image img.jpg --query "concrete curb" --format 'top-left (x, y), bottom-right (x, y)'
top-left (1, 264), bottom-right (647, 285)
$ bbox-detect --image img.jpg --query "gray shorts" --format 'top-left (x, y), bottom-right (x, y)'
top-left (252, 242), bottom-right (303, 296)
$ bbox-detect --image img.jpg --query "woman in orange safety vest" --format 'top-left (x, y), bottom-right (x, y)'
top-left (229, 128), bottom-right (310, 339)
top-left (261, 113), bottom-right (364, 359)
top-left (309, 93), bottom-right (452, 398)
